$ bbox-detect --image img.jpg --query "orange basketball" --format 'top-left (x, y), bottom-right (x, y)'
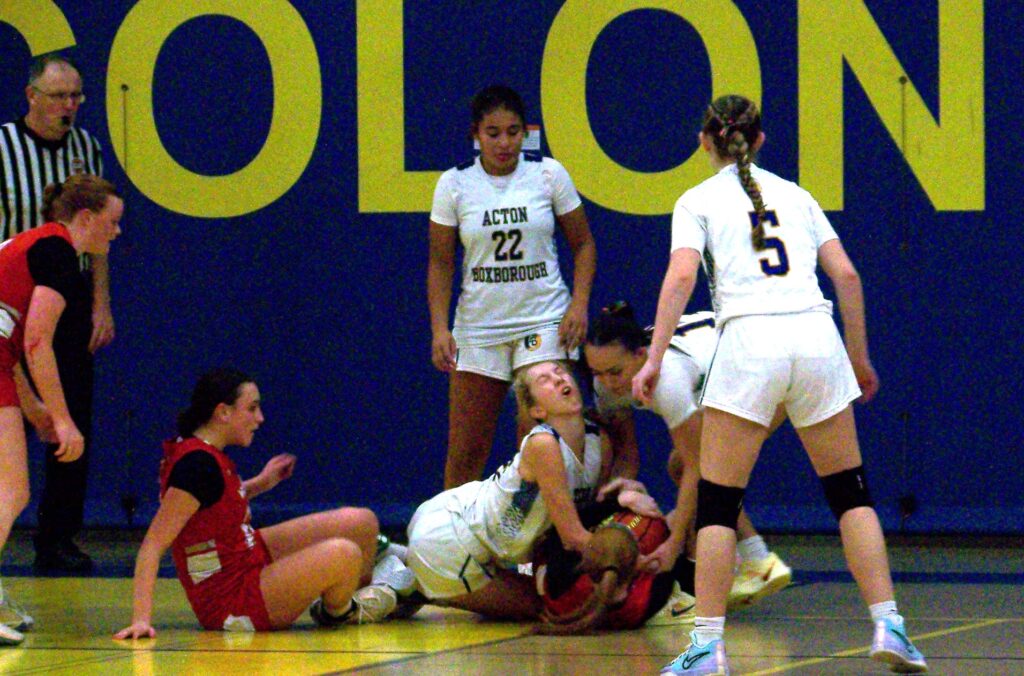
top-left (607, 511), bottom-right (670, 555)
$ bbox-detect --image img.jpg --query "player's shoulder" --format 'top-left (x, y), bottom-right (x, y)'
top-left (455, 156), bottom-right (477, 171)
top-left (754, 165), bottom-right (812, 200)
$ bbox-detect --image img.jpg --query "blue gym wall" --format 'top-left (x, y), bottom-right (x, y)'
top-left (1, 1), bottom-right (1018, 534)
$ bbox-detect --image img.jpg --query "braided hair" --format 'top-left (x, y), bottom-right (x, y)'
top-left (702, 96), bottom-right (766, 250)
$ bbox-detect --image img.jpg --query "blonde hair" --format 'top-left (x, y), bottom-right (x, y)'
top-left (512, 363), bottom-right (542, 424)
top-left (512, 360), bottom-right (574, 425)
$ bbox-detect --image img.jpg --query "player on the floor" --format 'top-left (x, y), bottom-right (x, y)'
top-left (387, 361), bottom-right (654, 622)
top-left (634, 94), bottom-right (927, 674)
top-left (114, 368), bottom-right (381, 637)
top-left (585, 301), bottom-right (791, 607)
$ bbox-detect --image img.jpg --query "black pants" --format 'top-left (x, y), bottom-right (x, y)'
top-left (35, 277), bottom-right (94, 551)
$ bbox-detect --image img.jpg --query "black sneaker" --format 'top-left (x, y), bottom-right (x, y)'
top-left (34, 540), bottom-right (94, 574)
top-left (309, 599), bottom-right (354, 628)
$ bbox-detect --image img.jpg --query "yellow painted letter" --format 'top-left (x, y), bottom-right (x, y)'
top-left (799, 0), bottom-right (984, 210)
top-left (0, 0), bottom-right (74, 54)
top-left (356, 0), bottom-right (439, 212)
top-left (107, 0), bottom-right (321, 217)
top-left (543, 1), bottom-right (761, 215)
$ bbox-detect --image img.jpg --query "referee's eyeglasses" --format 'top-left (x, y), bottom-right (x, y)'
top-left (32, 87), bottom-right (86, 105)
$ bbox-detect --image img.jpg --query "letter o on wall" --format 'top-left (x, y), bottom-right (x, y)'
top-left (542, 0), bottom-right (761, 215)
top-left (107, 0), bottom-right (322, 217)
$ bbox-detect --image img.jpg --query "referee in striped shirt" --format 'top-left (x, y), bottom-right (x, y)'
top-left (1, 54), bottom-right (111, 573)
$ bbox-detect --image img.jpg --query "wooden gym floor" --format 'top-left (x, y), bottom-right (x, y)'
top-left (0, 530), bottom-right (1020, 674)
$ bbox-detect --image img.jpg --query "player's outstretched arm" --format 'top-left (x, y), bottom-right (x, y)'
top-left (114, 489), bottom-right (199, 640)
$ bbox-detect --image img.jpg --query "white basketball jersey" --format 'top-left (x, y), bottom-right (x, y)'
top-left (447, 421), bottom-right (602, 564)
top-left (594, 312), bottom-right (718, 428)
top-left (431, 153), bottom-right (582, 346)
top-left (671, 164), bottom-right (838, 324)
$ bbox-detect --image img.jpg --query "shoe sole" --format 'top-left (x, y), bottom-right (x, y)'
top-left (747, 567), bottom-right (792, 604)
top-left (871, 649), bottom-right (928, 673)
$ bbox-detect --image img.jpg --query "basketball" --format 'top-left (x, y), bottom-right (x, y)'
top-left (605, 510), bottom-right (670, 555)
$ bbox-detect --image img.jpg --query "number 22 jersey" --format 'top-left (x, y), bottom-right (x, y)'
top-left (431, 152), bottom-right (582, 347)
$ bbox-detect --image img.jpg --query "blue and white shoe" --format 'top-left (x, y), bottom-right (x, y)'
top-left (870, 616), bottom-right (928, 673)
top-left (660, 630), bottom-right (729, 675)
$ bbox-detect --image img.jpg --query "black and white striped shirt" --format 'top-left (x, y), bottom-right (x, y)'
top-left (0, 117), bottom-right (104, 241)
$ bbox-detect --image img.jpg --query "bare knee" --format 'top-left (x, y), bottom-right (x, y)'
top-left (322, 537), bottom-right (364, 576)
top-left (343, 506), bottom-right (378, 534)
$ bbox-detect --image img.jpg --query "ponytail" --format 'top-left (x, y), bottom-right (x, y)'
top-left (586, 301), bottom-right (649, 352)
top-left (42, 174), bottom-right (119, 224)
top-left (702, 96), bottom-right (767, 251)
top-left (176, 367), bottom-right (253, 437)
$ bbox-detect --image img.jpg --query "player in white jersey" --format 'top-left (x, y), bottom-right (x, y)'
top-left (403, 361), bottom-right (655, 620)
top-left (584, 302), bottom-right (790, 608)
top-left (634, 96), bottom-right (926, 675)
top-left (428, 85), bottom-right (596, 489)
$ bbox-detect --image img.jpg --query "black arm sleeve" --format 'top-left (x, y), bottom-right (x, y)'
top-left (167, 452), bottom-right (225, 509)
top-left (26, 237), bottom-right (79, 300)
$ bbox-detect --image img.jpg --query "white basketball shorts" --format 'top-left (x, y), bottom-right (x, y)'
top-left (701, 312), bottom-right (861, 428)
top-left (406, 492), bottom-right (497, 600)
top-left (455, 324), bottom-right (578, 382)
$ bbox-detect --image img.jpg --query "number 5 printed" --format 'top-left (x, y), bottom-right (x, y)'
top-left (749, 210), bottom-right (789, 276)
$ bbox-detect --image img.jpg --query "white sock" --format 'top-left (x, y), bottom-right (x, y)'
top-left (692, 616), bottom-right (725, 645)
top-left (737, 536), bottom-right (770, 562)
top-left (869, 600), bottom-right (899, 623)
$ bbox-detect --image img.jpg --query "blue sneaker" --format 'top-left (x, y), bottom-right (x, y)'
top-left (660, 630), bottom-right (729, 675)
top-left (870, 616), bottom-right (928, 673)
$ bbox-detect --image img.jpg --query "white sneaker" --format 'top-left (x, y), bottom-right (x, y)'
top-left (0, 595), bottom-right (33, 632)
top-left (646, 582), bottom-right (696, 626)
top-left (372, 554), bottom-right (417, 596)
top-left (727, 551), bottom-right (792, 609)
top-left (347, 584), bottom-right (398, 624)
top-left (0, 622), bottom-right (23, 646)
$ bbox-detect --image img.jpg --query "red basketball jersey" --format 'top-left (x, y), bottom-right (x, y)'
top-left (0, 223), bottom-right (73, 370)
top-left (159, 437), bottom-right (270, 625)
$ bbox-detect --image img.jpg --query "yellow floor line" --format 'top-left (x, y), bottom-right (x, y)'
top-left (745, 618), bottom-right (1008, 675)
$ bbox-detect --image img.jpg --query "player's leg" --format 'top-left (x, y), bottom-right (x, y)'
top-left (0, 408), bottom-right (31, 644)
top-left (730, 402), bottom-right (792, 606)
top-left (694, 407), bottom-right (768, 618)
top-left (260, 507), bottom-right (379, 583)
top-left (443, 569), bottom-right (542, 620)
top-left (795, 406), bottom-right (894, 604)
top-left (444, 368), bottom-right (509, 489)
top-left (260, 537), bottom-right (365, 628)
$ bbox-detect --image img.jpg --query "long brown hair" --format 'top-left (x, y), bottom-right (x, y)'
top-left (702, 95), bottom-right (766, 250)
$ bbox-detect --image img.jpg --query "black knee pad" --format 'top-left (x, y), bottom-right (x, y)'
top-left (695, 479), bottom-right (745, 532)
top-left (820, 466), bottom-right (874, 521)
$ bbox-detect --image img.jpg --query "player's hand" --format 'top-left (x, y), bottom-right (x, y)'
top-left (637, 538), bottom-right (680, 574)
top-left (558, 301), bottom-right (587, 351)
top-left (52, 418), bottom-right (84, 462)
top-left (596, 477), bottom-right (648, 502)
top-left (851, 357), bottom-right (879, 403)
top-left (616, 490), bottom-right (662, 519)
top-left (22, 400), bottom-right (57, 443)
top-left (114, 621), bottom-right (156, 640)
top-left (90, 301), bottom-right (116, 353)
top-left (261, 453), bottom-right (296, 489)
top-left (631, 360), bottom-right (661, 407)
top-left (431, 329), bottom-right (457, 373)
